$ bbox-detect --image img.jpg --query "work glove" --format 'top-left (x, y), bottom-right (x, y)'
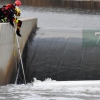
top-left (4, 17), bottom-right (8, 22)
top-left (16, 29), bottom-right (22, 37)
top-left (0, 19), bottom-right (5, 22)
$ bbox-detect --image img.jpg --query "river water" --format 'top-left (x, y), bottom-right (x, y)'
top-left (1, 6), bottom-right (100, 100)
top-left (21, 6), bottom-right (100, 29)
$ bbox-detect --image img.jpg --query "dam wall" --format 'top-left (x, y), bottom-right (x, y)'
top-left (0, 18), bottom-right (37, 85)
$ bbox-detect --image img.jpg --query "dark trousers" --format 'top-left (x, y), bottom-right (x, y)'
top-left (0, 8), bottom-right (5, 19)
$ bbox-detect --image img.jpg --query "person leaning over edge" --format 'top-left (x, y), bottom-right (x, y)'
top-left (0, 0), bottom-right (21, 22)
top-left (0, 0), bottom-right (22, 37)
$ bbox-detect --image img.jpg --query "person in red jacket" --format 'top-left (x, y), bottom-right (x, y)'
top-left (0, 0), bottom-right (22, 37)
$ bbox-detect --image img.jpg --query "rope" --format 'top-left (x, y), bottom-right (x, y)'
top-left (14, 29), bottom-right (18, 84)
top-left (14, 26), bottom-right (26, 84)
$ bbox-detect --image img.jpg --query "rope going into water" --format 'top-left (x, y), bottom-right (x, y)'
top-left (14, 26), bottom-right (26, 84)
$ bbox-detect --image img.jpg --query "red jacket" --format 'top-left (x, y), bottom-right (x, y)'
top-left (3, 4), bottom-right (15, 11)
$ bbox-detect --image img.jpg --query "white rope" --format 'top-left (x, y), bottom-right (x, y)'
top-left (15, 28), bottom-right (26, 84)
top-left (15, 64), bottom-right (19, 84)
top-left (14, 28), bottom-right (18, 84)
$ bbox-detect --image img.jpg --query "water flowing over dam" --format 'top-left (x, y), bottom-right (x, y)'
top-left (15, 3), bottom-right (100, 83)
top-left (17, 28), bottom-right (100, 83)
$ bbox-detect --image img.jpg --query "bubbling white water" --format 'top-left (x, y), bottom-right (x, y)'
top-left (0, 78), bottom-right (100, 100)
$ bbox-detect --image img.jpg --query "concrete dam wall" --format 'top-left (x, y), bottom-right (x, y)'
top-left (22, 28), bottom-right (100, 82)
top-left (0, 18), bottom-right (37, 85)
